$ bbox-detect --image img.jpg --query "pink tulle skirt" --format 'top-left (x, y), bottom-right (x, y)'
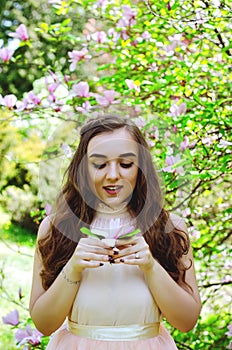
top-left (46, 324), bottom-right (178, 350)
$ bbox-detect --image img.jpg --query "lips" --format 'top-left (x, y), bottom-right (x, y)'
top-left (103, 185), bottom-right (123, 195)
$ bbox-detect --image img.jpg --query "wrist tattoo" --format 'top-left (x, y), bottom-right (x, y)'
top-left (61, 268), bottom-right (80, 285)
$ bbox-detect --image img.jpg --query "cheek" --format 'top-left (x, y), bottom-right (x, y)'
top-left (88, 168), bottom-right (103, 188)
top-left (124, 168), bottom-right (138, 188)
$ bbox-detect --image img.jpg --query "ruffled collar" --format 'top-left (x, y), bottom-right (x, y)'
top-left (91, 202), bottom-right (137, 240)
top-left (96, 201), bottom-right (129, 217)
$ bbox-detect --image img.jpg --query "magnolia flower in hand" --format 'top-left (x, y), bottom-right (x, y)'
top-left (80, 226), bottom-right (140, 247)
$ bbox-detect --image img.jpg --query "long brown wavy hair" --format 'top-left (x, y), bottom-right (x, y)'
top-left (38, 114), bottom-right (191, 290)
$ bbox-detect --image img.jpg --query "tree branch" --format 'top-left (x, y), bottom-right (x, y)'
top-left (200, 280), bottom-right (232, 288)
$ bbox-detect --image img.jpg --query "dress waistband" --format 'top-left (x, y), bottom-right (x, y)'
top-left (67, 319), bottom-right (160, 341)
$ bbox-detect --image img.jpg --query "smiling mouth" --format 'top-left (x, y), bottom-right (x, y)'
top-left (103, 185), bottom-right (123, 195)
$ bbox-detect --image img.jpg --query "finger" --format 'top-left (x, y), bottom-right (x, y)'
top-left (77, 260), bottom-right (105, 269)
top-left (76, 251), bottom-right (109, 263)
top-left (113, 242), bottom-right (143, 259)
top-left (79, 237), bottom-right (107, 247)
top-left (114, 252), bottom-right (144, 264)
top-left (115, 237), bottom-right (138, 247)
top-left (79, 243), bottom-right (111, 256)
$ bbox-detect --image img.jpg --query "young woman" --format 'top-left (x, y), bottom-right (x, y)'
top-left (29, 115), bottom-right (201, 349)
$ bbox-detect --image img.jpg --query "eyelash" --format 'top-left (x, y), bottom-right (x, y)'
top-left (93, 162), bottom-right (134, 169)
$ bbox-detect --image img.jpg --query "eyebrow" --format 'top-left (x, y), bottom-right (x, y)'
top-left (89, 152), bottom-right (137, 159)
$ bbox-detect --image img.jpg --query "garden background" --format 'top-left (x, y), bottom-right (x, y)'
top-left (0, 0), bottom-right (231, 349)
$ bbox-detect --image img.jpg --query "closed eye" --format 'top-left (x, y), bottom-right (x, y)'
top-left (120, 162), bottom-right (134, 168)
top-left (93, 162), bottom-right (134, 169)
top-left (93, 163), bottom-right (106, 169)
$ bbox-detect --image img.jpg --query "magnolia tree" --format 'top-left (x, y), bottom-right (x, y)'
top-left (0, 0), bottom-right (232, 349)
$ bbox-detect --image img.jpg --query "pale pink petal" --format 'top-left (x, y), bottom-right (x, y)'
top-left (0, 47), bottom-right (14, 62)
top-left (95, 94), bottom-right (109, 106)
top-left (45, 203), bottom-right (52, 215)
top-left (91, 31), bottom-right (107, 43)
top-left (72, 81), bottom-right (89, 97)
top-left (125, 79), bottom-right (140, 92)
top-left (9, 24), bottom-right (29, 41)
top-left (4, 94), bottom-right (17, 108)
top-left (103, 90), bottom-right (116, 103)
top-left (2, 310), bottom-right (19, 326)
top-left (180, 135), bottom-right (189, 151)
top-left (76, 101), bottom-right (92, 114)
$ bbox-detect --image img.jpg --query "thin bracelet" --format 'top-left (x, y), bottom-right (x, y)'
top-left (61, 268), bottom-right (80, 285)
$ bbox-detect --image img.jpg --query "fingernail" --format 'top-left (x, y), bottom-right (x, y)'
top-left (99, 263), bottom-right (104, 267)
top-left (120, 259), bottom-right (124, 263)
top-left (113, 250), bottom-right (119, 255)
top-left (108, 256), bottom-right (114, 264)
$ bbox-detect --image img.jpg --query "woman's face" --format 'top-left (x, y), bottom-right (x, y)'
top-left (87, 128), bottom-right (139, 209)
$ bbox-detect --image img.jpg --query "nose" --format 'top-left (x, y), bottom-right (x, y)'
top-left (106, 162), bottom-right (120, 180)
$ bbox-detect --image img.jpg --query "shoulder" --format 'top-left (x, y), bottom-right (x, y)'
top-left (37, 216), bottom-right (52, 240)
top-left (169, 212), bottom-right (188, 234)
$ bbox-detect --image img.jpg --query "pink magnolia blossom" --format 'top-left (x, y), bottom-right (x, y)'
top-left (180, 135), bottom-right (189, 151)
top-left (125, 79), bottom-right (140, 92)
top-left (61, 143), bottom-right (73, 158)
top-left (47, 82), bottom-right (59, 94)
top-left (9, 24), bottom-right (29, 41)
top-left (45, 80), bottom-right (59, 103)
top-left (64, 74), bottom-right (69, 83)
top-left (45, 203), bottom-right (52, 216)
top-left (76, 101), bottom-right (92, 114)
top-left (141, 31), bottom-right (151, 41)
top-left (108, 28), bottom-right (120, 42)
top-left (91, 219), bottom-right (138, 240)
top-left (27, 91), bottom-right (41, 105)
top-left (117, 5), bottom-right (137, 28)
top-left (148, 62), bottom-right (157, 72)
top-left (0, 47), bottom-right (14, 62)
top-left (91, 31), bottom-right (107, 43)
top-left (120, 30), bottom-right (130, 40)
top-left (94, 90), bottom-right (120, 107)
top-left (170, 102), bottom-right (187, 117)
top-left (16, 91), bottom-right (40, 111)
top-left (226, 324), bottom-right (232, 337)
top-left (218, 139), bottom-right (232, 148)
top-left (2, 310), bottom-right (19, 326)
top-left (135, 116), bottom-right (146, 128)
top-left (72, 81), bottom-right (89, 97)
top-left (163, 155), bottom-right (185, 175)
top-left (96, 0), bottom-right (107, 8)
top-left (173, 124), bottom-right (177, 134)
top-left (0, 94), bottom-right (17, 109)
top-left (212, 0), bottom-right (221, 6)
top-left (68, 48), bottom-right (91, 72)
top-left (15, 324), bottom-right (43, 346)
top-left (49, 70), bottom-right (58, 82)
top-left (109, 219), bottom-right (136, 239)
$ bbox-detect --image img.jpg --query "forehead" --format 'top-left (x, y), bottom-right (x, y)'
top-left (87, 128), bottom-right (138, 157)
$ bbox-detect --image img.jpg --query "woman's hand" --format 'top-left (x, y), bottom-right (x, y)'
top-left (113, 236), bottom-right (156, 272)
top-left (67, 237), bottom-right (111, 274)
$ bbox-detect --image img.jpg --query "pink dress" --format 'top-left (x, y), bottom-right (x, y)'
top-left (46, 204), bottom-right (178, 350)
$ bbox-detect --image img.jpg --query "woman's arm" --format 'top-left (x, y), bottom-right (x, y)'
top-left (29, 217), bottom-right (81, 335)
top-left (114, 214), bottom-right (201, 332)
top-left (29, 217), bottom-right (110, 336)
top-left (144, 245), bottom-right (201, 332)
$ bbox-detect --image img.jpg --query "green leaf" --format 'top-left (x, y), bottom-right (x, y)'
top-left (80, 227), bottom-right (106, 240)
top-left (119, 228), bottom-right (141, 239)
